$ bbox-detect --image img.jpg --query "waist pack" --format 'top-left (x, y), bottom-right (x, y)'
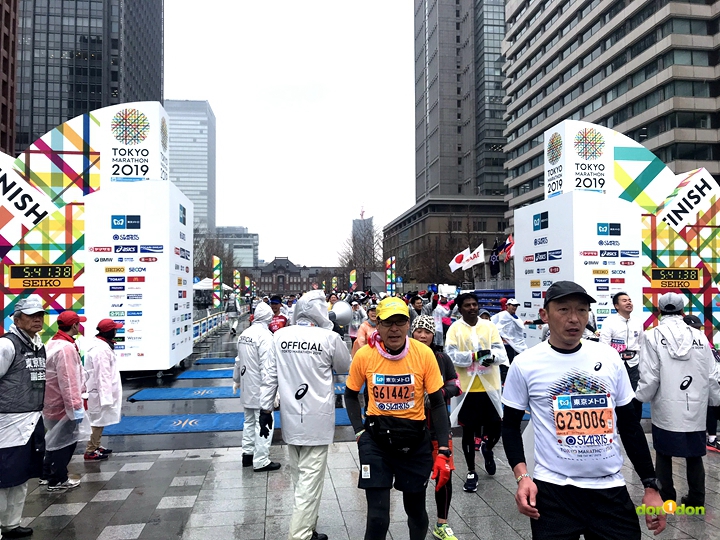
top-left (365, 415), bottom-right (426, 452)
top-left (620, 350), bottom-right (637, 361)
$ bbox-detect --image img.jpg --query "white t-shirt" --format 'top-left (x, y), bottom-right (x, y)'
top-left (502, 340), bottom-right (634, 489)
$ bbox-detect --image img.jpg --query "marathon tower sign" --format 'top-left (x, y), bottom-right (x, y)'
top-left (1, 102), bottom-right (192, 372)
top-left (515, 119), bottom-right (720, 343)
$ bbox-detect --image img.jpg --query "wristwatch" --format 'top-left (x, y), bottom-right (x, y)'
top-left (438, 448), bottom-right (452, 458)
top-left (641, 478), bottom-right (661, 492)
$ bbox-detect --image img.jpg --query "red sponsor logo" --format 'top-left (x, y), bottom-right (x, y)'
top-left (139, 257), bottom-right (157, 262)
top-left (524, 255), bottom-right (534, 262)
top-left (579, 251), bottom-right (598, 256)
top-left (611, 278), bottom-right (625, 283)
top-left (182, 291), bottom-right (187, 298)
top-left (620, 261), bottom-right (635, 266)
top-left (549, 266), bottom-right (560, 273)
top-left (186, 266), bottom-right (189, 273)
top-left (127, 276), bottom-right (145, 282)
top-left (174, 247), bottom-right (180, 255)
top-left (89, 247), bottom-right (111, 252)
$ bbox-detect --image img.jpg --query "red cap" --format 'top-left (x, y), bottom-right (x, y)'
top-left (57, 311), bottom-right (87, 326)
top-left (97, 318), bottom-right (123, 332)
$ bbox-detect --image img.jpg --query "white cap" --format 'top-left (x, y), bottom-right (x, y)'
top-left (659, 292), bottom-right (686, 313)
top-left (507, 298), bottom-right (521, 305)
top-left (14, 295), bottom-right (47, 315)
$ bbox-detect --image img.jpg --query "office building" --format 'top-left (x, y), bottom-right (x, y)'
top-left (166, 100), bottom-right (216, 232)
top-left (216, 226), bottom-right (259, 268)
top-left (0, 0), bottom-right (18, 154)
top-left (503, 0), bottom-right (720, 226)
top-left (14, 0), bottom-right (163, 153)
top-left (384, 0), bottom-right (508, 284)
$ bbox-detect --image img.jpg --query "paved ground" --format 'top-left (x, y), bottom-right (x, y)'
top-left (13, 319), bottom-right (720, 539)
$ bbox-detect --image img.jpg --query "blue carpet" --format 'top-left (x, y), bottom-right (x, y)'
top-left (194, 358), bottom-right (235, 365)
top-left (104, 409), bottom-right (351, 435)
top-left (128, 387), bottom-right (238, 402)
top-left (177, 369), bottom-right (233, 379)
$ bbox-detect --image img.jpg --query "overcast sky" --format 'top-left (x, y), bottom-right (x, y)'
top-left (164, 1), bottom-right (415, 267)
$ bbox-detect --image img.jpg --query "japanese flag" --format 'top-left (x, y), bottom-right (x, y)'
top-left (449, 247), bottom-right (471, 272)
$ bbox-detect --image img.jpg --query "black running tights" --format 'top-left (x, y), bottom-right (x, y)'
top-left (435, 478), bottom-right (452, 520)
top-left (461, 421), bottom-right (501, 471)
top-left (364, 488), bottom-right (428, 540)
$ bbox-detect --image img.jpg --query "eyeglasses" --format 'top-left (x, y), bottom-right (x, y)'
top-left (377, 319), bottom-right (409, 328)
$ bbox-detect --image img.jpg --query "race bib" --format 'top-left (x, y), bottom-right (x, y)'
top-left (553, 393), bottom-right (614, 447)
top-left (609, 339), bottom-right (626, 353)
top-left (372, 373), bottom-right (415, 412)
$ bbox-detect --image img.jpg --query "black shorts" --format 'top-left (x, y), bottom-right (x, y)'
top-left (457, 392), bottom-right (501, 431)
top-left (530, 479), bottom-right (641, 540)
top-left (357, 430), bottom-right (432, 493)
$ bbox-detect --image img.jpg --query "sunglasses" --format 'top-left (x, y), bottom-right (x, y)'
top-left (377, 319), bottom-right (409, 328)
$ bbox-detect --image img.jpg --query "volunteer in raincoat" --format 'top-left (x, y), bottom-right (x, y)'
top-left (351, 304), bottom-right (378, 357)
top-left (259, 290), bottom-right (351, 540)
top-left (444, 292), bottom-right (507, 493)
top-left (232, 301), bottom-right (280, 472)
top-left (636, 292), bottom-right (720, 507)
top-left (83, 319), bottom-right (123, 461)
top-left (42, 311), bottom-right (90, 491)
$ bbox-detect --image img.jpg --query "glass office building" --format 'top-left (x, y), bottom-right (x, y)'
top-left (165, 100), bottom-right (217, 232)
top-left (15, 0), bottom-right (162, 153)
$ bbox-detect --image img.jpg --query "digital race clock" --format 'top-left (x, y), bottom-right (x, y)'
top-left (650, 268), bottom-right (700, 289)
top-left (8, 265), bottom-right (74, 288)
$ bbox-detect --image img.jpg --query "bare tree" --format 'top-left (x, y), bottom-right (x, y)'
top-left (193, 227), bottom-right (236, 286)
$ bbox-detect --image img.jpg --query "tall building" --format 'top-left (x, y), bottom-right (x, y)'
top-left (0, 0), bottom-right (18, 154)
top-left (165, 100), bottom-right (216, 232)
top-left (503, 0), bottom-right (720, 227)
top-left (216, 226), bottom-right (259, 267)
top-left (14, 0), bottom-right (163, 153)
top-left (384, 0), bottom-right (508, 284)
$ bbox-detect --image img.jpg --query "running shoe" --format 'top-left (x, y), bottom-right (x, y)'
top-left (97, 446), bottom-right (113, 455)
top-left (38, 479), bottom-right (48, 485)
top-left (707, 439), bottom-right (720, 453)
top-left (311, 532), bottom-right (328, 540)
top-left (481, 441), bottom-right (496, 476)
top-left (463, 471), bottom-right (478, 492)
top-left (84, 450), bottom-right (109, 461)
top-left (47, 478), bottom-right (81, 492)
top-left (432, 523), bottom-right (458, 540)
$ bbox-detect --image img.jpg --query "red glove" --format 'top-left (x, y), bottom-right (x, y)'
top-left (431, 453), bottom-right (451, 492)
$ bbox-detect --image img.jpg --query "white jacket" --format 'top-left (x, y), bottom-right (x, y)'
top-left (491, 310), bottom-right (527, 354)
top-left (85, 337), bottom-right (122, 427)
top-left (260, 290), bottom-right (351, 446)
top-left (599, 313), bottom-right (643, 367)
top-left (636, 315), bottom-right (720, 433)
top-left (233, 302), bottom-right (275, 409)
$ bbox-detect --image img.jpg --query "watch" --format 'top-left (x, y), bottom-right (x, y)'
top-left (438, 448), bottom-right (452, 458)
top-left (641, 478), bottom-right (661, 492)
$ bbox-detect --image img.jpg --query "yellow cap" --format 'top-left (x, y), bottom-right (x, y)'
top-left (376, 297), bottom-right (409, 320)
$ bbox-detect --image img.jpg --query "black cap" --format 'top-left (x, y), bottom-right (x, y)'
top-left (683, 315), bottom-right (703, 329)
top-left (544, 281), bottom-right (596, 307)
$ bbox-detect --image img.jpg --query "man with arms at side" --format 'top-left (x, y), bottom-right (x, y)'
top-left (502, 281), bottom-right (665, 539)
top-left (233, 301), bottom-right (281, 472)
top-left (636, 292), bottom-right (720, 508)
top-left (599, 291), bottom-right (644, 418)
top-left (344, 298), bottom-right (451, 540)
top-left (0, 296), bottom-right (48, 539)
top-left (42, 310), bottom-right (87, 492)
top-left (259, 290), bottom-right (351, 540)
top-left (268, 295), bottom-right (289, 334)
top-left (445, 293), bottom-right (507, 492)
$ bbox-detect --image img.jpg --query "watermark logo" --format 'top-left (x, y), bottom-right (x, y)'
top-left (636, 500), bottom-right (704, 516)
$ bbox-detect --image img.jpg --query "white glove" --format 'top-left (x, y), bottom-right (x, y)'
top-left (232, 382), bottom-right (240, 395)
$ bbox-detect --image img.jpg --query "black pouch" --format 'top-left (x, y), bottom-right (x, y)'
top-left (365, 415), bottom-right (426, 452)
top-left (620, 350), bottom-right (637, 361)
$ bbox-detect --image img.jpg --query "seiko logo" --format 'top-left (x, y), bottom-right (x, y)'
top-left (592, 270), bottom-right (609, 275)
top-left (530, 280), bottom-right (541, 287)
top-left (105, 267), bottom-right (125, 273)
